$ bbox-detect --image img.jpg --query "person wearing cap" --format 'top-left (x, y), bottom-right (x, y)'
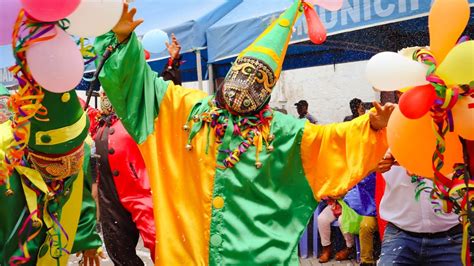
top-left (94, 1), bottom-right (393, 264)
top-left (344, 98), bottom-right (367, 122)
top-left (295, 100), bottom-right (318, 124)
top-left (0, 84), bottom-right (103, 265)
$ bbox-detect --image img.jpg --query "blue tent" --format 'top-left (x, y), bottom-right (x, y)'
top-left (206, 0), bottom-right (474, 80)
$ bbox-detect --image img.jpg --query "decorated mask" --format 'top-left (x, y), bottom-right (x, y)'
top-left (222, 57), bottom-right (276, 114)
top-left (100, 91), bottom-right (114, 115)
top-left (221, 0), bottom-right (303, 115)
top-left (0, 95), bottom-right (12, 123)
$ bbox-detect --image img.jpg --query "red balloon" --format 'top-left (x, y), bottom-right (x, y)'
top-left (304, 4), bottom-right (327, 44)
top-left (144, 49), bottom-right (150, 60)
top-left (399, 84), bottom-right (437, 119)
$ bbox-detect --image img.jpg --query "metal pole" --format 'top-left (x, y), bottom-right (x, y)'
top-left (195, 49), bottom-right (203, 90)
top-left (208, 64), bottom-right (214, 94)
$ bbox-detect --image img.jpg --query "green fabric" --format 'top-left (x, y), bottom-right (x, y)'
top-left (71, 143), bottom-right (102, 253)
top-left (0, 84), bottom-right (10, 96)
top-left (94, 32), bottom-right (170, 144)
top-left (208, 111), bottom-right (318, 265)
top-left (239, 0), bottom-right (301, 73)
top-left (339, 200), bottom-right (363, 235)
top-left (28, 90), bottom-right (89, 154)
top-left (0, 141), bottom-right (101, 265)
top-left (0, 136), bottom-right (102, 265)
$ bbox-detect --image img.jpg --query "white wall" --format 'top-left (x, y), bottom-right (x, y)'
top-left (269, 60), bottom-right (379, 124)
top-left (178, 60), bottom-right (379, 125)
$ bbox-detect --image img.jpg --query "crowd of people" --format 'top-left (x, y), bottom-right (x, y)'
top-left (293, 97), bottom-right (465, 266)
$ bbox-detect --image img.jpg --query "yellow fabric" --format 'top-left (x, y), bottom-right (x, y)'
top-left (16, 166), bottom-right (48, 225)
top-left (241, 46), bottom-right (281, 68)
top-left (35, 112), bottom-right (87, 146)
top-left (359, 216), bottom-right (378, 264)
top-left (37, 169), bottom-right (84, 265)
top-left (300, 114), bottom-right (388, 200)
top-left (138, 83), bottom-right (217, 265)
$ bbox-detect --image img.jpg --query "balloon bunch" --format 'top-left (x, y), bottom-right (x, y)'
top-left (0, 0), bottom-right (123, 182)
top-left (366, 0), bottom-right (473, 264)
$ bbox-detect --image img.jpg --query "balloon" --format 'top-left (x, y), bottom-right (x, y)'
top-left (144, 49), bottom-right (151, 60)
top-left (366, 52), bottom-right (429, 91)
top-left (66, 0), bottom-right (123, 37)
top-left (428, 0), bottom-right (470, 64)
top-left (308, 0), bottom-right (343, 11)
top-left (0, 45), bottom-right (15, 68)
top-left (387, 106), bottom-right (463, 178)
top-left (452, 94), bottom-right (474, 140)
top-left (0, 0), bottom-right (22, 45)
top-left (436, 41), bottom-right (474, 86)
top-left (304, 4), bottom-right (326, 45)
top-left (26, 26), bottom-right (84, 93)
top-left (399, 84), bottom-right (437, 119)
top-left (141, 29), bottom-right (168, 54)
top-left (21, 0), bottom-right (80, 22)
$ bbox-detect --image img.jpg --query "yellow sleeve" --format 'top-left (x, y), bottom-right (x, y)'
top-left (300, 114), bottom-right (387, 200)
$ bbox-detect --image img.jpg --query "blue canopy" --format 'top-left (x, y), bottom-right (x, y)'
top-left (207, 0), bottom-right (474, 63)
top-left (132, 0), bottom-right (241, 59)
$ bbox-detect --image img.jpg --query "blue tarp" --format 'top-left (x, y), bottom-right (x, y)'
top-left (207, 0), bottom-right (474, 63)
top-left (132, 0), bottom-right (241, 59)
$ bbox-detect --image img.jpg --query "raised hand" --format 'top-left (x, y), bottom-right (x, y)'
top-left (369, 101), bottom-right (395, 131)
top-left (112, 3), bottom-right (144, 43)
top-left (166, 33), bottom-right (181, 60)
top-left (76, 248), bottom-right (106, 266)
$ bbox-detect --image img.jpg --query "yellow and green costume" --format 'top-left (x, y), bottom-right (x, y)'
top-left (95, 1), bottom-right (387, 264)
top-left (0, 85), bottom-right (102, 265)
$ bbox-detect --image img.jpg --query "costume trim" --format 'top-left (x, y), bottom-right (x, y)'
top-left (35, 112), bottom-right (87, 146)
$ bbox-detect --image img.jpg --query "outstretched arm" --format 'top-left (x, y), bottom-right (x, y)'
top-left (94, 3), bottom-right (173, 144)
top-left (302, 102), bottom-right (394, 200)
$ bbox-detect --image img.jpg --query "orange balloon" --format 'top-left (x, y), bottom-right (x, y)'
top-left (387, 106), bottom-right (463, 179)
top-left (452, 94), bottom-right (474, 140)
top-left (428, 0), bottom-right (470, 63)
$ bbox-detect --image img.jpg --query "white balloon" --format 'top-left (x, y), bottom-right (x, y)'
top-left (66, 0), bottom-right (123, 38)
top-left (366, 52), bottom-right (429, 91)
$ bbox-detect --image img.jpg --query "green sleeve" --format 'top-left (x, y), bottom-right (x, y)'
top-left (94, 32), bottom-right (171, 144)
top-left (71, 146), bottom-right (102, 253)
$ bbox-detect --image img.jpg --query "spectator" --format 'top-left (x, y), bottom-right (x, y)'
top-left (317, 200), bottom-right (355, 263)
top-left (344, 98), bottom-right (366, 122)
top-left (376, 151), bottom-right (462, 266)
top-left (344, 173), bottom-right (379, 266)
top-left (295, 100), bottom-right (318, 124)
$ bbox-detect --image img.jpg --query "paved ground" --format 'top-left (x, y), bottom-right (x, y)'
top-left (68, 237), bottom-right (153, 266)
top-left (300, 258), bottom-right (358, 266)
top-left (69, 243), bottom-right (353, 266)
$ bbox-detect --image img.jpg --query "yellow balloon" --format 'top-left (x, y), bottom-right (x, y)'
top-left (436, 41), bottom-right (474, 85)
top-left (429, 0), bottom-right (470, 64)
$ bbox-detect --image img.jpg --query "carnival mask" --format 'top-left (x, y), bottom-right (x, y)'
top-left (0, 95), bottom-right (12, 123)
top-left (100, 92), bottom-right (114, 115)
top-left (222, 57), bottom-right (276, 115)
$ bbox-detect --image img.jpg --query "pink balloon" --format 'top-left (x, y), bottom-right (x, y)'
top-left (21, 0), bottom-right (80, 22)
top-left (26, 26), bottom-right (84, 93)
top-left (308, 0), bottom-right (343, 11)
top-left (0, 0), bottom-right (22, 45)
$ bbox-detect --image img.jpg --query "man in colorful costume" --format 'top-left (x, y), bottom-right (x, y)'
top-left (0, 83), bottom-right (103, 265)
top-left (95, 2), bottom-right (393, 264)
top-left (85, 35), bottom-right (182, 265)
